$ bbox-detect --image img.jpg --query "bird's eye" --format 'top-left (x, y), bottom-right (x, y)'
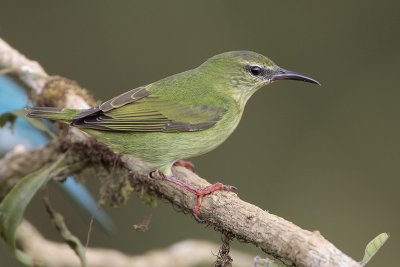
top-left (249, 66), bottom-right (263, 76)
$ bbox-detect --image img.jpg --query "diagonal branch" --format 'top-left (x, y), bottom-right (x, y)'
top-left (0, 37), bottom-right (362, 267)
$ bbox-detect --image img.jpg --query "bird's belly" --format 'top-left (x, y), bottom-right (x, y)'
top-left (84, 112), bottom-right (241, 170)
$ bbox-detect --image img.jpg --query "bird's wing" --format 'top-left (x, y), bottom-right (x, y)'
top-left (72, 87), bottom-right (226, 132)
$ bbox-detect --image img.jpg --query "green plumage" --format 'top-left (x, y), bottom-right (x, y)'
top-left (27, 51), bottom-right (319, 176)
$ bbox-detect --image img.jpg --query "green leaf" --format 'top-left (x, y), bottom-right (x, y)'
top-left (0, 109), bottom-right (56, 138)
top-left (0, 155), bottom-right (64, 265)
top-left (360, 232), bottom-right (389, 266)
top-left (0, 112), bottom-right (17, 129)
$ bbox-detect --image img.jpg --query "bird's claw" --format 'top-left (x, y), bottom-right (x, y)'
top-left (149, 170), bottom-right (237, 221)
top-left (191, 182), bottom-right (237, 222)
top-left (149, 170), bottom-right (166, 180)
top-left (193, 213), bottom-right (205, 223)
top-left (224, 185), bottom-right (238, 191)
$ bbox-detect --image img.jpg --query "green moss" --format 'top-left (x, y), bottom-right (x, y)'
top-left (35, 76), bottom-right (96, 107)
top-left (139, 187), bottom-right (158, 208)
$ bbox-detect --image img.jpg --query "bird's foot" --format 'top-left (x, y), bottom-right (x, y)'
top-left (173, 160), bottom-right (195, 171)
top-left (189, 182), bottom-right (237, 222)
top-left (149, 170), bottom-right (236, 221)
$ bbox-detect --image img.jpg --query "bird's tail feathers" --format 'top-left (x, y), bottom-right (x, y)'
top-left (26, 107), bottom-right (81, 123)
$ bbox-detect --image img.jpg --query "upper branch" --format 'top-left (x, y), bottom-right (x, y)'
top-left (0, 37), bottom-right (362, 267)
top-left (0, 38), bottom-right (48, 93)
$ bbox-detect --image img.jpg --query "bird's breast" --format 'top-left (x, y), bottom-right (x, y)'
top-left (181, 107), bottom-right (242, 157)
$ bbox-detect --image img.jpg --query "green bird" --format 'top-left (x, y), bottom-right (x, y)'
top-left (27, 51), bottom-right (319, 218)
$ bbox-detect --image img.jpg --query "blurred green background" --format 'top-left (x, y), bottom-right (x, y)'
top-left (0, 1), bottom-right (399, 266)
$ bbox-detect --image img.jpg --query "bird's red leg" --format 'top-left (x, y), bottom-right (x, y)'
top-left (173, 160), bottom-right (195, 171)
top-left (150, 170), bottom-right (236, 220)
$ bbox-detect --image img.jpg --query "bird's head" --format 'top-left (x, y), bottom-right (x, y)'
top-left (200, 51), bottom-right (320, 107)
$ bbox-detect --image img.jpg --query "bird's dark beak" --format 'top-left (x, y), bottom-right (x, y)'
top-left (271, 68), bottom-right (321, 85)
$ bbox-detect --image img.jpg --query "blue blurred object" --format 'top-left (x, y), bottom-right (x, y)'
top-left (0, 75), bottom-right (115, 233)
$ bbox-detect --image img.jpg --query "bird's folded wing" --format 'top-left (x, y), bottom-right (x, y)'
top-left (72, 87), bottom-right (226, 132)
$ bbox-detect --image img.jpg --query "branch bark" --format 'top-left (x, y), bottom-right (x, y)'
top-left (0, 37), bottom-right (362, 267)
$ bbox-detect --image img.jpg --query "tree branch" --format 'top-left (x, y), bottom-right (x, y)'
top-left (16, 220), bottom-right (253, 267)
top-left (0, 38), bottom-right (47, 93)
top-left (0, 37), bottom-right (362, 267)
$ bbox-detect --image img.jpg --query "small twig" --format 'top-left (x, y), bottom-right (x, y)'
top-left (42, 188), bottom-right (87, 267)
top-left (85, 213), bottom-right (95, 250)
top-left (215, 233), bottom-right (234, 267)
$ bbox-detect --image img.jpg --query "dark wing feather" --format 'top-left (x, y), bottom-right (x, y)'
top-left (73, 87), bottom-right (150, 120)
top-left (72, 87), bottom-right (226, 132)
top-left (99, 87), bottom-right (150, 112)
